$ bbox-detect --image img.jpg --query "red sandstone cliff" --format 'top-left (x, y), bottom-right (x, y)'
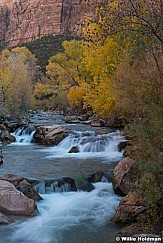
top-left (0, 0), bottom-right (106, 48)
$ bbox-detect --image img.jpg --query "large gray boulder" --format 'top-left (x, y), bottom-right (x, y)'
top-left (0, 180), bottom-right (36, 216)
top-left (33, 124), bottom-right (68, 145)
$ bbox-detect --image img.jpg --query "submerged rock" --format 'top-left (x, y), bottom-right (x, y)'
top-left (0, 180), bottom-right (36, 216)
top-left (34, 124), bottom-right (68, 145)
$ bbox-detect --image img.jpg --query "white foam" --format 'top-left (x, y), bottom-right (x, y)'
top-left (11, 182), bottom-right (121, 243)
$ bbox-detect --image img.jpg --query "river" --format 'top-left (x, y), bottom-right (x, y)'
top-left (0, 113), bottom-right (124, 243)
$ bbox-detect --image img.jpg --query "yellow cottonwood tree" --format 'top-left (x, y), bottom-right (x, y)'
top-left (0, 47), bottom-right (37, 115)
top-left (83, 37), bottom-right (125, 117)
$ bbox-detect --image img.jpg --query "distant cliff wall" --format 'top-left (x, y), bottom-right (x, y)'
top-left (0, 0), bottom-right (106, 48)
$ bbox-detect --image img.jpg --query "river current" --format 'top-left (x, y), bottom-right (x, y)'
top-left (0, 114), bottom-right (124, 243)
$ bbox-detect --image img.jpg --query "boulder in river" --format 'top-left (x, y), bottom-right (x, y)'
top-left (33, 124), bottom-right (68, 145)
top-left (112, 157), bottom-right (135, 196)
top-left (74, 178), bottom-right (95, 192)
top-left (86, 170), bottom-right (104, 183)
top-left (16, 179), bottom-right (42, 201)
top-left (0, 174), bottom-right (42, 201)
top-left (0, 180), bottom-right (37, 216)
top-left (0, 124), bottom-right (16, 144)
top-left (68, 146), bottom-right (79, 153)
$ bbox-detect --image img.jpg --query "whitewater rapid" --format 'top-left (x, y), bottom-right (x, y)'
top-left (10, 182), bottom-right (121, 243)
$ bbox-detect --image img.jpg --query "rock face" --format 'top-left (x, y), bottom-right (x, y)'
top-left (33, 124), bottom-right (68, 145)
top-left (0, 179), bottom-right (36, 216)
top-left (0, 0), bottom-right (107, 48)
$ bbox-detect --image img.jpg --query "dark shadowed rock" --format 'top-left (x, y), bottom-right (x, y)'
top-left (0, 124), bottom-right (16, 144)
top-left (74, 178), bottom-right (95, 192)
top-left (118, 141), bottom-right (131, 152)
top-left (0, 212), bottom-right (14, 224)
top-left (68, 146), bottom-right (79, 153)
top-left (0, 155), bottom-right (3, 165)
top-left (87, 170), bottom-right (104, 183)
top-left (16, 179), bottom-right (42, 201)
top-left (102, 170), bottom-right (113, 183)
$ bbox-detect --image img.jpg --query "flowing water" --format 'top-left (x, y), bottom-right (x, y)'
top-left (0, 114), bottom-right (125, 243)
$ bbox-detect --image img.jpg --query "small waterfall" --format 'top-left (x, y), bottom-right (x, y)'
top-left (33, 178), bottom-right (77, 194)
top-left (12, 125), bottom-right (36, 144)
top-left (58, 130), bottom-right (123, 153)
top-left (34, 181), bottom-right (74, 194)
top-left (44, 130), bottom-right (125, 161)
